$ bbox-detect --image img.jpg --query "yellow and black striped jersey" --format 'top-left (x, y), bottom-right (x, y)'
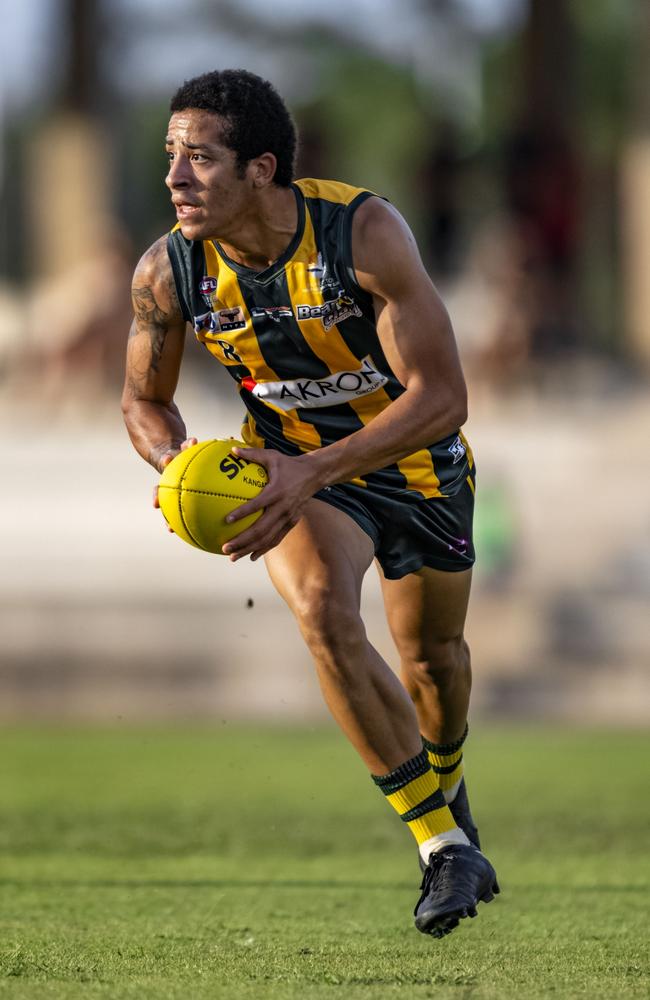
top-left (167, 177), bottom-right (473, 498)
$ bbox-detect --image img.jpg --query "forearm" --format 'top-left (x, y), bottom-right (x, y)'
top-left (122, 397), bottom-right (188, 472)
top-left (301, 385), bottom-right (466, 489)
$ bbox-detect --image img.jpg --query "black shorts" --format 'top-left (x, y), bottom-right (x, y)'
top-left (313, 473), bottom-right (476, 580)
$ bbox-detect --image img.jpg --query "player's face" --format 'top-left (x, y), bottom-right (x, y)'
top-left (165, 110), bottom-right (252, 241)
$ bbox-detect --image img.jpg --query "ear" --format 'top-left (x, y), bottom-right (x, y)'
top-left (248, 152), bottom-right (277, 189)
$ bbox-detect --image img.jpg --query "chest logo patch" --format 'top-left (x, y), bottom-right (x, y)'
top-left (199, 276), bottom-right (218, 303)
top-left (296, 291), bottom-right (363, 331)
top-left (194, 306), bottom-right (246, 334)
top-left (251, 306), bottom-right (293, 323)
top-left (306, 252), bottom-right (339, 292)
top-left (240, 355), bottom-right (388, 411)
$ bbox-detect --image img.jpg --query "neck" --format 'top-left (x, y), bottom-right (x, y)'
top-left (218, 185), bottom-right (298, 270)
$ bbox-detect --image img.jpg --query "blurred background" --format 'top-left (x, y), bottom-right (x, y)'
top-left (0, 0), bottom-right (648, 724)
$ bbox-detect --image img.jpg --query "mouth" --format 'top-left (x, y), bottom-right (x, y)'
top-left (174, 202), bottom-right (201, 220)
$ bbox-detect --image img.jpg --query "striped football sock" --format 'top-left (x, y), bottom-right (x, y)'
top-left (372, 749), bottom-right (469, 862)
top-left (423, 723), bottom-right (469, 804)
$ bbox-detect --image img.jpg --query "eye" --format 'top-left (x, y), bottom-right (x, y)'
top-left (190, 153), bottom-right (207, 163)
top-left (166, 151), bottom-right (174, 162)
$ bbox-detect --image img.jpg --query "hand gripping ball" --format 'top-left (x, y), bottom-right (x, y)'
top-left (157, 439), bottom-right (268, 553)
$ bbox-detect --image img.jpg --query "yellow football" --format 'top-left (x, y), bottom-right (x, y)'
top-left (157, 439), bottom-right (268, 553)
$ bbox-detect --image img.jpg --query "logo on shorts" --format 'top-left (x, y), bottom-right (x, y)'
top-left (240, 355), bottom-right (387, 411)
top-left (194, 306), bottom-right (247, 334)
top-left (448, 535), bottom-right (469, 555)
top-left (448, 436), bottom-right (467, 464)
top-left (296, 291), bottom-right (363, 330)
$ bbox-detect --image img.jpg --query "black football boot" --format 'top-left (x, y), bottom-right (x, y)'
top-left (414, 843), bottom-right (498, 938)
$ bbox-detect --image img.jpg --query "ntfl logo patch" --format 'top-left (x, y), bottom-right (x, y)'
top-left (193, 307), bottom-right (246, 334)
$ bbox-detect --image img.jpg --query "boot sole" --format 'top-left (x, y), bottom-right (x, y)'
top-left (414, 878), bottom-right (498, 937)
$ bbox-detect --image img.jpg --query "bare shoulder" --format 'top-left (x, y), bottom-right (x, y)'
top-left (352, 196), bottom-right (416, 251)
top-left (351, 196), bottom-right (426, 297)
top-left (132, 235), bottom-right (182, 323)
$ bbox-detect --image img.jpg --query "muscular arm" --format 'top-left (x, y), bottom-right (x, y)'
top-left (121, 236), bottom-right (190, 472)
top-left (305, 197), bottom-right (467, 486)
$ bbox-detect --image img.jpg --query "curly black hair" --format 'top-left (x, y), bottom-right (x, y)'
top-left (170, 69), bottom-right (297, 187)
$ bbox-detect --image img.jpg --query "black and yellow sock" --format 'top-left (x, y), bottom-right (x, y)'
top-left (423, 724), bottom-right (468, 803)
top-left (372, 749), bottom-right (467, 858)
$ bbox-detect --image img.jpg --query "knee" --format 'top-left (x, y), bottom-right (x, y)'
top-left (403, 635), bottom-right (470, 686)
top-left (293, 585), bottom-right (365, 663)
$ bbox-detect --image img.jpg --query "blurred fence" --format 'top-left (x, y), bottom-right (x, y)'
top-left (1, 353), bottom-right (648, 724)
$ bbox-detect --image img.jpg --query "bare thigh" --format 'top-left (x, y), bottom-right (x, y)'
top-left (264, 497), bottom-right (376, 616)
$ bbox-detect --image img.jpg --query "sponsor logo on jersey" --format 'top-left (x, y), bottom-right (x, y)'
top-left (448, 435), bottom-right (467, 464)
top-left (240, 355), bottom-right (387, 411)
top-left (306, 252), bottom-right (339, 292)
top-left (250, 306), bottom-right (293, 323)
top-left (296, 291), bottom-right (363, 331)
top-left (194, 306), bottom-right (246, 334)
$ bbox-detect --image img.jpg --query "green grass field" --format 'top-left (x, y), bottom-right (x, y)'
top-left (0, 725), bottom-right (647, 999)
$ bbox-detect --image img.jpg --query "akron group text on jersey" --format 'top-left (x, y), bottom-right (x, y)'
top-left (239, 356), bottom-right (388, 412)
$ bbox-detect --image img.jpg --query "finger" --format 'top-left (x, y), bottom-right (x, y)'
top-left (222, 505), bottom-right (283, 553)
top-left (250, 536), bottom-right (284, 561)
top-left (158, 438), bottom-right (197, 472)
top-left (223, 523), bottom-right (270, 558)
top-left (226, 493), bottom-right (268, 524)
top-left (153, 488), bottom-right (174, 532)
top-left (232, 446), bottom-right (270, 469)
top-left (224, 510), bottom-right (296, 559)
top-left (223, 521), bottom-right (275, 559)
top-left (246, 524), bottom-right (295, 562)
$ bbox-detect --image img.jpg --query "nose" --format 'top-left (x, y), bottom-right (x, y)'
top-left (165, 153), bottom-right (192, 190)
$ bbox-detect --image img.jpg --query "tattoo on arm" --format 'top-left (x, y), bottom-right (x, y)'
top-left (125, 242), bottom-right (184, 416)
top-left (131, 284), bottom-right (170, 373)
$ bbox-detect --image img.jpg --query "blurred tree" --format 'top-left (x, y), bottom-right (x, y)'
top-left (27, 0), bottom-right (113, 281)
top-left (114, 100), bottom-right (175, 249)
top-left (573, 0), bottom-right (634, 357)
top-left (504, 0), bottom-right (582, 356)
top-left (312, 53), bottom-right (430, 228)
top-left (60, 0), bottom-right (106, 113)
top-left (478, 0), bottom-right (635, 360)
top-left (621, 0), bottom-right (650, 367)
